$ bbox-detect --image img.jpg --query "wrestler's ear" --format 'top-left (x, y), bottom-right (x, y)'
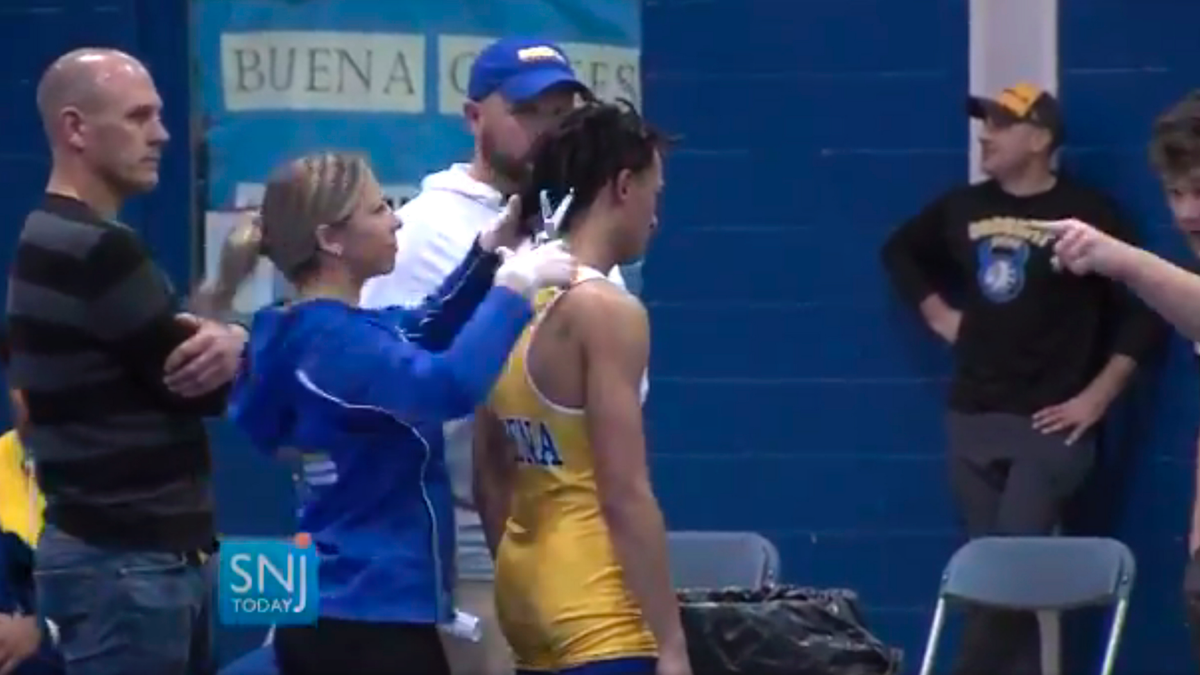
top-left (613, 168), bottom-right (636, 203)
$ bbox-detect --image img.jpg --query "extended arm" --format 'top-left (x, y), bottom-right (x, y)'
top-left (367, 195), bottom-right (525, 351)
top-left (1103, 243), bottom-right (1200, 342)
top-left (309, 286), bottom-right (534, 422)
top-left (319, 238), bottom-right (574, 420)
top-left (390, 239), bottom-right (504, 351)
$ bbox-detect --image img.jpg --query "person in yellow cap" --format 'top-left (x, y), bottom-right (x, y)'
top-left (880, 82), bottom-right (1166, 675)
top-left (0, 333), bottom-right (62, 675)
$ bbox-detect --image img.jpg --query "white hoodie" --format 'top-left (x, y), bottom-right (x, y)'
top-left (360, 163), bottom-right (625, 580)
top-left (363, 164), bottom-right (625, 306)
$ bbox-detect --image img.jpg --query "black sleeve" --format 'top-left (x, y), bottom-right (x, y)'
top-left (880, 193), bottom-right (955, 305)
top-left (84, 228), bottom-right (229, 415)
top-left (1091, 198), bottom-right (1169, 364)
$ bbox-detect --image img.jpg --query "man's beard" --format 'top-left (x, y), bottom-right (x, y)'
top-left (479, 131), bottom-right (529, 189)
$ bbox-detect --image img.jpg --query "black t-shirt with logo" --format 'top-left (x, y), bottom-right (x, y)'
top-left (882, 177), bottom-right (1165, 414)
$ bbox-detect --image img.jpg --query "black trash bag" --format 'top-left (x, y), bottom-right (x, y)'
top-left (677, 585), bottom-right (903, 675)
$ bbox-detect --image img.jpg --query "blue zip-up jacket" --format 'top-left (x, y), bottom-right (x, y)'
top-left (228, 240), bottom-right (533, 624)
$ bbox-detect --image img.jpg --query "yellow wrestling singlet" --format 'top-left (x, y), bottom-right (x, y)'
top-left (488, 268), bottom-right (656, 671)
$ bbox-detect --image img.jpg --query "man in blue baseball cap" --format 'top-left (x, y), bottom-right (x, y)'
top-left (362, 37), bottom-right (632, 675)
top-left (468, 38), bottom-right (587, 106)
top-left (463, 37), bottom-right (592, 192)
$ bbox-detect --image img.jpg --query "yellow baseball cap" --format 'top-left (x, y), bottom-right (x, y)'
top-left (968, 82), bottom-right (1063, 143)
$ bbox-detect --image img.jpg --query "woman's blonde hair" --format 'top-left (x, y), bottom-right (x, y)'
top-left (260, 151), bottom-right (373, 280)
top-left (201, 152), bottom-right (373, 311)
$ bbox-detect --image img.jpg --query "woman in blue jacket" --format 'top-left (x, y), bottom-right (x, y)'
top-left (225, 152), bottom-right (575, 675)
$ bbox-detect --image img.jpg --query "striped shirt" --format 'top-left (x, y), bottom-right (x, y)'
top-left (5, 194), bottom-right (227, 552)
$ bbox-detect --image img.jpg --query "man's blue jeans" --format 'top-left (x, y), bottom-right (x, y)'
top-left (33, 525), bottom-right (214, 675)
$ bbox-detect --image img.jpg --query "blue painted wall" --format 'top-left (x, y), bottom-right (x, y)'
top-left (644, 0), bottom-right (1200, 671)
top-left (641, 0), bottom-right (968, 663)
top-left (1060, 0), bottom-right (1200, 671)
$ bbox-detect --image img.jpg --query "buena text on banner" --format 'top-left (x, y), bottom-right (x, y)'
top-left (192, 0), bottom-right (642, 311)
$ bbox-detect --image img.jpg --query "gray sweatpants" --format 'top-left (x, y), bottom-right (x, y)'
top-left (945, 411), bottom-right (1096, 675)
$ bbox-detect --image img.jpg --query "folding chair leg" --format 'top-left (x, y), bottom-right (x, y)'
top-left (1097, 599), bottom-right (1129, 675)
top-left (1039, 610), bottom-right (1061, 675)
top-left (918, 599), bottom-right (948, 675)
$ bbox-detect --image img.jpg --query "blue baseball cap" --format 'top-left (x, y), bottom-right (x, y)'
top-left (467, 37), bottom-right (589, 103)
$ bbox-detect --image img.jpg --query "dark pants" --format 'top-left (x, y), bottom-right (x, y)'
top-left (274, 618), bottom-right (450, 675)
top-left (33, 525), bottom-right (214, 675)
top-left (946, 411), bottom-right (1096, 675)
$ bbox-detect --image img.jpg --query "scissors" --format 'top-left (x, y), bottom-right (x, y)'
top-left (533, 189), bottom-right (575, 245)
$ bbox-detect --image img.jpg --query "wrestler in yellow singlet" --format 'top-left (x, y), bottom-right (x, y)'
top-left (472, 100), bottom-right (688, 675)
top-left (483, 270), bottom-right (656, 673)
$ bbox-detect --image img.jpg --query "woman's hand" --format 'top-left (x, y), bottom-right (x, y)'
top-left (494, 244), bottom-right (578, 298)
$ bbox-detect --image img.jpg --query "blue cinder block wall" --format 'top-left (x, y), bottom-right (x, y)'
top-left (641, 0), bottom-right (968, 660)
top-left (645, 0), bottom-right (1200, 671)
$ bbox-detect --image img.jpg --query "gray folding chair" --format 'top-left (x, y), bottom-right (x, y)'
top-left (918, 537), bottom-right (1135, 675)
top-left (667, 530), bottom-right (781, 589)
